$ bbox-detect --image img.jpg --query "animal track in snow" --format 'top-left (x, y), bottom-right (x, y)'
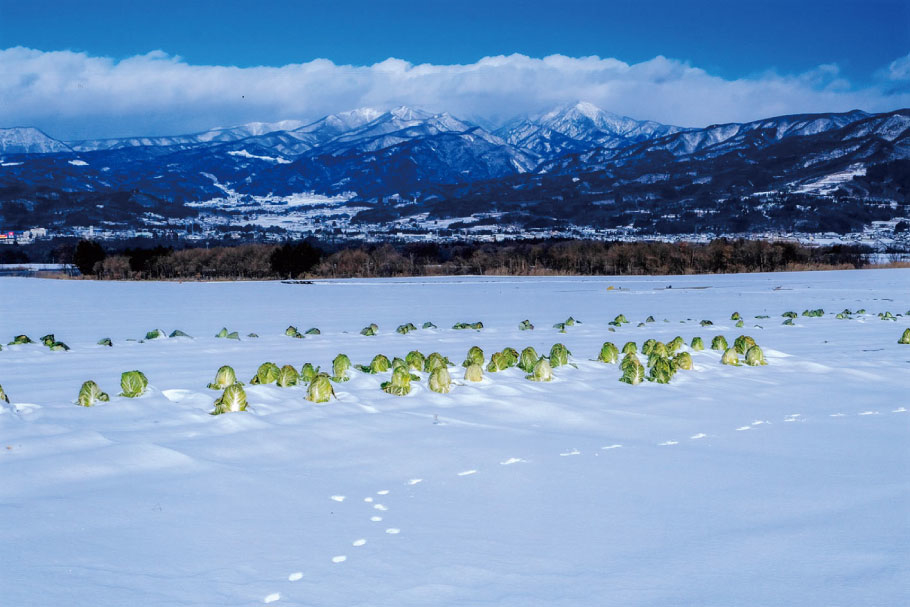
top-left (330, 495), bottom-right (345, 502)
top-left (457, 469), bottom-right (478, 476)
top-left (690, 433), bottom-right (707, 440)
top-left (407, 478), bottom-right (423, 485)
top-left (385, 528), bottom-right (400, 534)
top-left (332, 555), bottom-right (346, 563)
top-left (500, 457), bottom-right (526, 465)
top-left (288, 572), bottom-right (303, 581)
top-left (352, 539), bottom-right (366, 547)
top-left (559, 449), bottom-right (581, 456)
top-left (658, 440), bottom-right (679, 446)
top-left (264, 592), bottom-right (281, 603)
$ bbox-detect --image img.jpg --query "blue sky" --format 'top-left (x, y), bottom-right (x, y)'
top-left (0, 0), bottom-right (908, 138)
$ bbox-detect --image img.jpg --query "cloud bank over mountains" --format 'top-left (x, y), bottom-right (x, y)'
top-left (2, 46), bottom-right (909, 140)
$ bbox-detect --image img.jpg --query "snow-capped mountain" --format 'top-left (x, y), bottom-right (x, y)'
top-left (497, 101), bottom-right (687, 159)
top-left (0, 127), bottom-right (72, 154)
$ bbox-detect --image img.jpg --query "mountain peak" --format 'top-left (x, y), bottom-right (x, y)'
top-left (0, 127), bottom-right (72, 154)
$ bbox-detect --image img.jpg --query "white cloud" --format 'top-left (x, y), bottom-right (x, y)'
top-left (1, 46), bottom-right (908, 140)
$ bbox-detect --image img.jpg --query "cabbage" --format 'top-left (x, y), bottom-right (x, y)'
top-left (619, 359), bottom-right (645, 385)
top-left (899, 328), bottom-right (910, 345)
top-left (332, 354), bottom-right (352, 382)
top-left (721, 348), bottom-right (740, 366)
top-left (744, 345), bottom-right (767, 366)
top-left (77, 380), bottom-right (110, 407)
top-left (464, 363), bottom-right (484, 382)
top-left (119, 370), bottom-right (149, 398)
top-left (526, 357), bottom-right (553, 382)
top-left (470, 322), bottom-right (484, 330)
top-left (690, 336), bottom-right (704, 350)
top-left (637, 322), bottom-right (646, 328)
top-left (782, 311), bottom-right (797, 319)
top-left (614, 314), bottom-right (629, 325)
top-left (360, 323), bottom-right (379, 336)
top-left (731, 312), bottom-right (741, 320)
top-left (620, 352), bottom-right (641, 373)
top-left (462, 346), bottom-right (484, 367)
top-left (782, 318), bottom-right (795, 326)
top-left (641, 339), bottom-right (657, 355)
top-left (277, 364), bottom-right (300, 387)
top-left (733, 335), bottom-right (756, 355)
top-left (406, 350), bottom-right (426, 371)
top-left (700, 320), bottom-right (713, 327)
top-left (145, 329), bottom-right (165, 340)
top-left (0, 384), bottom-right (9, 403)
top-left (215, 327), bottom-right (230, 338)
top-left (169, 329), bottom-right (191, 338)
top-left (305, 328), bottom-right (321, 335)
top-left (357, 354), bottom-right (389, 374)
top-left (597, 342), bottom-right (620, 363)
top-left (98, 337), bottom-right (113, 347)
top-left (710, 335), bottom-right (728, 351)
top-left (285, 325), bottom-right (303, 338)
top-left (396, 323), bottom-right (417, 335)
top-left (645, 315), bottom-right (655, 323)
top-left (41, 334), bottom-right (55, 347)
top-left (208, 365), bottom-right (238, 390)
top-left (802, 309), bottom-right (824, 317)
top-left (226, 331), bottom-right (240, 340)
top-left (553, 322), bottom-right (567, 332)
top-left (486, 351), bottom-right (510, 372)
top-left (49, 342), bottom-right (70, 351)
top-left (518, 346), bottom-right (539, 372)
top-left (879, 311), bottom-right (897, 321)
top-left (622, 341), bottom-right (637, 355)
top-left (424, 352), bottom-right (450, 373)
top-left (8, 335), bottom-right (33, 345)
top-left (382, 368), bottom-right (413, 396)
top-left (518, 319), bottom-right (535, 331)
top-left (422, 321), bottom-right (437, 329)
top-left (735, 320), bottom-right (745, 328)
top-left (648, 358), bottom-right (674, 384)
top-left (667, 336), bottom-right (685, 353)
top-left (300, 362), bottom-right (319, 382)
top-left (306, 374), bottom-right (335, 403)
top-left (429, 367), bottom-right (452, 393)
top-left (212, 384), bottom-right (248, 414)
top-left (674, 351), bottom-right (694, 370)
top-left (650, 342), bottom-right (669, 358)
top-left (247, 333), bottom-right (259, 338)
top-left (566, 316), bottom-right (581, 326)
top-left (453, 321), bottom-right (484, 330)
top-left (549, 343), bottom-right (570, 367)
top-left (250, 362), bottom-right (281, 385)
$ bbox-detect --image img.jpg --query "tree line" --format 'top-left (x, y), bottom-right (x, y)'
top-left (61, 238), bottom-right (874, 280)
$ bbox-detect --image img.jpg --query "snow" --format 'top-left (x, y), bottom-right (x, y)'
top-left (227, 149), bottom-right (292, 164)
top-left (1, 270), bottom-right (909, 606)
top-left (68, 159), bottom-right (89, 166)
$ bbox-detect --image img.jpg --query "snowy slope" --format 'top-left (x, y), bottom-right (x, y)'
top-left (0, 126), bottom-right (73, 154)
top-left (1, 271), bottom-right (909, 606)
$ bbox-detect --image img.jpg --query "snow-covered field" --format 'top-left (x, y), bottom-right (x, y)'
top-left (1, 271), bottom-right (909, 606)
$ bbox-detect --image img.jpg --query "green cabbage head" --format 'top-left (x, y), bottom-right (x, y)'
top-left (598, 342), bottom-right (620, 363)
top-left (622, 341), bottom-right (637, 355)
top-left (396, 323), bottom-right (417, 335)
top-left (120, 370), bottom-right (149, 398)
top-left (332, 354), bottom-right (352, 382)
top-left (648, 358), bottom-right (674, 384)
top-left (145, 329), bottom-right (165, 340)
top-left (382, 368), bottom-right (412, 396)
top-left (277, 364), bottom-right (300, 387)
top-left (9, 335), bottom-right (33, 345)
top-left (0, 384), bottom-right (9, 403)
top-left (208, 365), bottom-right (238, 390)
top-left (667, 336), bottom-right (685, 353)
top-left (49, 342), bottom-right (70, 351)
top-left (250, 362), bottom-right (281, 385)
top-left (486, 351), bottom-right (510, 372)
top-left (502, 347), bottom-right (519, 366)
top-left (899, 328), bottom-right (910, 345)
top-left (422, 321), bottom-right (437, 329)
top-left (424, 352), bottom-right (449, 373)
top-left (549, 343), bottom-right (570, 367)
top-left (690, 336), bottom-right (704, 350)
top-left (285, 325), bottom-right (300, 337)
top-left (300, 362), bottom-right (319, 382)
top-left (518, 346), bottom-right (539, 372)
top-left (305, 328), bottom-right (321, 335)
top-left (77, 380), bottom-right (109, 407)
top-left (429, 367), bottom-right (452, 393)
top-left (41, 334), bottom-right (55, 347)
top-left (169, 329), bottom-right (191, 338)
top-left (619, 360), bottom-right (645, 385)
top-left (212, 384), bottom-right (248, 414)
top-left (462, 346), bottom-right (484, 367)
top-left (98, 337), bottom-right (113, 347)
top-left (674, 351), bottom-right (694, 370)
top-left (744, 345), bottom-right (767, 366)
top-left (406, 350), bottom-right (426, 372)
top-left (700, 320), bottom-right (713, 327)
top-left (306, 375), bottom-right (335, 403)
top-left (731, 312), bottom-right (741, 320)
top-left (711, 335), bottom-right (728, 351)
top-left (721, 348), bottom-right (740, 366)
top-left (526, 357), bottom-right (553, 382)
top-left (464, 363), bottom-right (484, 382)
top-left (361, 323), bottom-right (379, 336)
top-left (518, 319), bottom-right (534, 331)
top-left (733, 335), bottom-right (756, 355)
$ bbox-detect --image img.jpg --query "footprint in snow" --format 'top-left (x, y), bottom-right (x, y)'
top-left (690, 433), bottom-right (707, 440)
top-left (457, 469), bottom-right (477, 476)
top-left (288, 572), bottom-right (303, 582)
top-left (264, 592), bottom-right (281, 603)
top-left (559, 449), bottom-right (581, 456)
top-left (658, 440), bottom-right (679, 446)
